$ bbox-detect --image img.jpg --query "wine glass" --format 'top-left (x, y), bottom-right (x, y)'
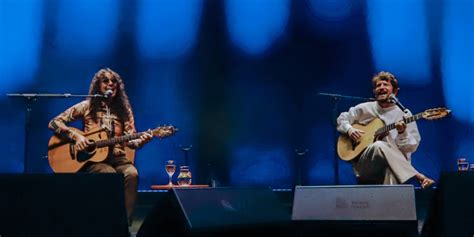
top-left (165, 160), bottom-right (176, 186)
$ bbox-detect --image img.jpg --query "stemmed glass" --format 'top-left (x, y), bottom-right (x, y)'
top-left (165, 160), bottom-right (176, 186)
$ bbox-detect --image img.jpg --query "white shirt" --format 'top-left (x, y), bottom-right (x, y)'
top-left (336, 101), bottom-right (421, 161)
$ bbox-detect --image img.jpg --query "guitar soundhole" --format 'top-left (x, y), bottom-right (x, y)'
top-left (76, 152), bottom-right (91, 162)
top-left (78, 142), bottom-right (97, 162)
top-left (84, 141), bottom-right (96, 153)
top-left (351, 140), bottom-right (359, 151)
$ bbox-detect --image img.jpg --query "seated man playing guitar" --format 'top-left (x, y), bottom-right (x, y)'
top-left (336, 71), bottom-right (434, 189)
top-left (48, 68), bottom-right (155, 224)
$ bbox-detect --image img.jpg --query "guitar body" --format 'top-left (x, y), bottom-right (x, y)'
top-left (48, 127), bottom-right (109, 173)
top-left (47, 124), bottom-right (178, 172)
top-left (337, 118), bottom-right (385, 161)
top-left (336, 107), bottom-right (450, 161)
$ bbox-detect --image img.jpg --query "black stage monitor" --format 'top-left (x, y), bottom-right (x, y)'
top-left (422, 172), bottom-right (474, 237)
top-left (0, 173), bottom-right (129, 237)
top-left (137, 187), bottom-right (291, 237)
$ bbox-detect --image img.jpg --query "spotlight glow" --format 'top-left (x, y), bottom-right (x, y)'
top-left (367, 0), bottom-right (431, 85)
top-left (441, 0), bottom-right (474, 123)
top-left (136, 0), bottom-right (203, 60)
top-left (55, 0), bottom-right (119, 57)
top-left (226, 0), bottom-right (289, 55)
top-left (0, 0), bottom-right (42, 94)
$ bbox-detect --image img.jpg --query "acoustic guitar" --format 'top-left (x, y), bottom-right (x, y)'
top-left (337, 107), bottom-right (450, 161)
top-left (47, 125), bottom-right (177, 173)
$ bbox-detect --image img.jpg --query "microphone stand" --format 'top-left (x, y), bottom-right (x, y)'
top-left (179, 144), bottom-right (192, 166)
top-left (295, 148), bottom-right (308, 186)
top-left (316, 92), bottom-right (373, 185)
top-left (6, 93), bottom-right (106, 173)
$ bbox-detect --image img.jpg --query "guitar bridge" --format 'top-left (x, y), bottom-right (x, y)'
top-left (69, 144), bottom-right (76, 160)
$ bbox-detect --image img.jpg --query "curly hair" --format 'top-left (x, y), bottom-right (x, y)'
top-left (371, 71), bottom-right (399, 93)
top-left (88, 68), bottom-right (133, 123)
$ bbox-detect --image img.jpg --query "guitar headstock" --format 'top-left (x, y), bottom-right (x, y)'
top-left (422, 107), bottom-right (451, 120)
top-left (152, 125), bottom-right (178, 138)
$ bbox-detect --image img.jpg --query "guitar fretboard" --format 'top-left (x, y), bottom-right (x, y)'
top-left (95, 132), bottom-right (147, 148)
top-left (374, 113), bottom-right (423, 136)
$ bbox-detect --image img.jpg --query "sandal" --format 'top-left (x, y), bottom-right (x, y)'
top-left (420, 177), bottom-right (435, 189)
top-left (415, 173), bottom-right (435, 189)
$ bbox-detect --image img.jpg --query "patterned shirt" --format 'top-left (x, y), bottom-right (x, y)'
top-left (48, 100), bottom-right (140, 157)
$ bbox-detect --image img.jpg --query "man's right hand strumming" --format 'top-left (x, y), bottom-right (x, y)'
top-left (348, 128), bottom-right (365, 141)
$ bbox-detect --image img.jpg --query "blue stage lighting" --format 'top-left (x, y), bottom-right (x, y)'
top-left (367, 0), bottom-right (431, 85)
top-left (441, 0), bottom-right (474, 124)
top-left (230, 147), bottom-right (292, 188)
top-left (0, 0), bottom-right (42, 95)
top-left (225, 0), bottom-right (289, 56)
top-left (308, 0), bottom-right (354, 22)
top-left (304, 0), bottom-right (359, 36)
top-left (55, 0), bottom-right (119, 57)
top-left (136, 0), bottom-right (203, 60)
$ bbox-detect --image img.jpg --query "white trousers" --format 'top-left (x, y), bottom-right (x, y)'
top-left (353, 141), bottom-right (418, 184)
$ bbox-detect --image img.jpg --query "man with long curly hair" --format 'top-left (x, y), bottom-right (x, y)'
top-left (48, 68), bottom-right (152, 224)
top-left (337, 71), bottom-right (434, 189)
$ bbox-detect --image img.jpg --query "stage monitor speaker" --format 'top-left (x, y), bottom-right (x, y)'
top-left (0, 173), bottom-right (129, 237)
top-left (291, 185), bottom-right (418, 237)
top-left (137, 187), bottom-right (291, 237)
top-left (421, 172), bottom-right (474, 237)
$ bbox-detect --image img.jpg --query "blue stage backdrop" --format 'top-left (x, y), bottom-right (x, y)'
top-left (0, 0), bottom-right (470, 189)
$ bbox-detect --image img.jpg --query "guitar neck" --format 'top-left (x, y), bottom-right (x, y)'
top-left (95, 132), bottom-right (146, 148)
top-left (374, 112), bottom-right (423, 136)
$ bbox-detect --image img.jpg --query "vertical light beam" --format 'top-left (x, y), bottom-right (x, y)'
top-left (441, 0), bottom-right (474, 123)
top-left (0, 0), bottom-right (42, 94)
top-left (367, 0), bottom-right (431, 85)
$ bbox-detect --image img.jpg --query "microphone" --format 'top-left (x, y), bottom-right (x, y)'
top-left (103, 89), bottom-right (113, 98)
top-left (388, 94), bottom-right (408, 113)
